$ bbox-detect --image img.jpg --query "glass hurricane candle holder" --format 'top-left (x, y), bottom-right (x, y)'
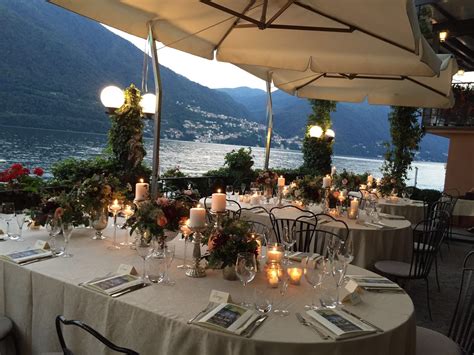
top-left (266, 243), bottom-right (284, 265)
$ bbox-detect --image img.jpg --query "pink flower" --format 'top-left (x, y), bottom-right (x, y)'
top-left (33, 167), bottom-right (44, 176)
top-left (342, 178), bottom-right (348, 186)
top-left (156, 197), bottom-right (170, 206)
top-left (54, 207), bottom-right (64, 220)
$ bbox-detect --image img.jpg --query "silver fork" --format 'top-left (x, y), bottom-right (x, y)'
top-left (188, 302), bottom-right (215, 324)
top-left (295, 313), bottom-right (330, 340)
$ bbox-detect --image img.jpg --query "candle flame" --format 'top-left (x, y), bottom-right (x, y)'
top-left (217, 189), bottom-right (221, 193)
top-left (139, 178), bottom-right (144, 183)
top-left (197, 204), bottom-right (201, 208)
top-left (114, 199), bottom-right (118, 204)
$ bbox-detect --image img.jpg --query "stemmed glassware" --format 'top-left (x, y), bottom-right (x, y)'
top-left (160, 244), bottom-right (176, 286)
top-left (326, 235), bottom-right (341, 262)
top-left (235, 252), bottom-right (257, 307)
top-left (120, 205), bottom-right (134, 246)
top-left (108, 200), bottom-right (122, 250)
top-left (273, 266), bottom-right (290, 316)
top-left (12, 212), bottom-right (26, 242)
top-left (60, 221), bottom-right (74, 258)
top-left (1, 203), bottom-right (15, 240)
top-left (45, 217), bottom-right (63, 256)
top-left (282, 226), bottom-right (296, 265)
top-left (254, 287), bottom-right (273, 314)
top-left (225, 185), bottom-right (233, 200)
top-left (136, 236), bottom-right (154, 282)
top-left (332, 258), bottom-right (346, 306)
top-left (304, 257), bottom-right (327, 310)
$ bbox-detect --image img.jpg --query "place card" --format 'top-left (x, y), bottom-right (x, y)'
top-left (342, 290), bottom-right (362, 305)
top-left (116, 264), bottom-right (138, 276)
top-left (209, 290), bottom-right (232, 304)
top-left (34, 240), bottom-right (50, 250)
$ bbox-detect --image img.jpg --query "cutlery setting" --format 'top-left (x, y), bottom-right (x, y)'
top-left (110, 283), bottom-right (149, 298)
top-left (295, 313), bottom-right (330, 340)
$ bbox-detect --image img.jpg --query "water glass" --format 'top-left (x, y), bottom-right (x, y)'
top-left (226, 185), bottom-right (233, 200)
top-left (11, 213), bottom-right (26, 242)
top-left (136, 237), bottom-right (154, 282)
top-left (319, 271), bottom-right (337, 308)
top-left (61, 222), bottom-right (74, 258)
top-left (332, 259), bottom-right (346, 305)
top-left (235, 252), bottom-right (257, 306)
top-left (254, 287), bottom-right (273, 314)
top-left (273, 268), bottom-right (290, 316)
top-left (45, 217), bottom-right (63, 256)
top-left (303, 257), bottom-right (327, 310)
top-left (282, 226), bottom-right (296, 265)
top-left (160, 244), bottom-right (176, 286)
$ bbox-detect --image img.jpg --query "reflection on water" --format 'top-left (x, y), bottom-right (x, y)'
top-left (0, 125), bottom-right (445, 190)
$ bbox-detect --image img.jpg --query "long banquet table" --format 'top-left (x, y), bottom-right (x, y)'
top-left (219, 200), bottom-right (413, 269)
top-left (0, 226), bottom-right (415, 355)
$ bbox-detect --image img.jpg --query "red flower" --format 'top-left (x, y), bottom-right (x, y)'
top-left (10, 163), bottom-right (23, 171)
top-left (33, 167), bottom-right (44, 176)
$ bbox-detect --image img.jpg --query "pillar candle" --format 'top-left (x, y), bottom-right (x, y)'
top-left (278, 176), bottom-right (285, 187)
top-left (367, 175), bottom-right (374, 184)
top-left (350, 198), bottom-right (359, 213)
top-left (322, 175), bottom-right (332, 188)
top-left (211, 190), bottom-right (226, 212)
top-left (189, 205), bottom-right (206, 227)
top-left (135, 179), bottom-right (149, 201)
top-left (331, 166), bottom-right (337, 176)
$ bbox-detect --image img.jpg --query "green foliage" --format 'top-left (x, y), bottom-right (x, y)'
top-left (286, 175), bottom-right (323, 205)
top-left (51, 157), bottom-right (116, 184)
top-left (205, 148), bottom-right (256, 186)
top-left (380, 106), bottom-right (424, 195)
top-left (302, 100), bottom-right (336, 175)
top-left (202, 218), bottom-right (258, 268)
top-left (162, 167), bottom-right (188, 178)
top-left (333, 170), bottom-right (369, 191)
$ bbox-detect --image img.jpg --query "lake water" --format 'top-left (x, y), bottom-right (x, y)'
top-left (0, 125), bottom-right (446, 190)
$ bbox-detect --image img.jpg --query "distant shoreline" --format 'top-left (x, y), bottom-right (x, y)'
top-left (0, 124), bottom-right (447, 164)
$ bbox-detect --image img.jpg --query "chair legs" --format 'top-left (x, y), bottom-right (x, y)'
top-left (425, 278), bottom-right (432, 321)
top-left (434, 257), bottom-right (441, 292)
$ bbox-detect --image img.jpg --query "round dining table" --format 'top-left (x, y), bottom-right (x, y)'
top-left (207, 199), bottom-right (413, 269)
top-left (0, 224), bottom-right (415, 355)
top-left (377, 198), bottom-right (425, 225)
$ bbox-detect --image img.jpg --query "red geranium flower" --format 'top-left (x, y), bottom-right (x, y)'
top-left (33, 167), bottom-right (44, 176)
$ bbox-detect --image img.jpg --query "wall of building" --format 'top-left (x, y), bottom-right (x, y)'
top-left (444, 131), bottom-right (474, 196)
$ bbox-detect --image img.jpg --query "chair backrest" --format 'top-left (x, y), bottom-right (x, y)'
top-left (226, 199), bottom-right (241, 219)
top-left (270, 216), bottom-right (317, 250)
top-left (409, 214), bottom-right (449, 279)
top-left (246, 220), bottom-right (271, 245)
top-left (55, 315), bottom-right (139, 355)
top-left (311, 213), bottom-right (349, 256)
top-left (269, 205), bottom-right (316, 221)
top-left (448, 251), bottom-right (474, 354)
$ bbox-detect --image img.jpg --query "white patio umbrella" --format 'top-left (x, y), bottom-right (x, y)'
top-left (47, 0), bottom-right (444, 188)
top-left (239, 54), bottom-right (458, 109)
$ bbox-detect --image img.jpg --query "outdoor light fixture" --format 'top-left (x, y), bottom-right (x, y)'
top-left (140, 93), bottom-right (157, 117)
top-left (325, 128), bottom-right (335, 142)
top-left (456, 69), bottom-right (465, 76)
top-left (439, 31), bottom-right (447, 42)
top-left (100, 86), bottom-right (124, 112)
top-left (309, 125), bottom-right (323, 138)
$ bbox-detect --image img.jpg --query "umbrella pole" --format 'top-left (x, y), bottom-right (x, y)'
top-left (149, 24), bottom-right (162, 198)
top-left (264, 76), bottom-right (273, 170)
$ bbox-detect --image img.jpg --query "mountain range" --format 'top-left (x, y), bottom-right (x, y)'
top-left (0, 0), bottom-right (449, 161)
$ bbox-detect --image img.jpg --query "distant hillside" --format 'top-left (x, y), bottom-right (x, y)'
top-left (0, 0), bottom-right (448, 162)
top-left (220, 87), bottom-right (449, 161)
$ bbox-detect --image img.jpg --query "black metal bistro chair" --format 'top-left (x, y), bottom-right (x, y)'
top-left (416, 250), bottom-right (473, 355)
top-left (374, 214), bottom-right (449, 319)
top-left (56, 315), bottom-right (139, 354)
top-left (310, 213), bottom-right (350, 257)
top-left (269, 205), bottom-right (317, 247)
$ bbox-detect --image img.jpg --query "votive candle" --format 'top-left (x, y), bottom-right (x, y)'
top-left (267, 244), bottom-right (284, 264)
top-left (287, 267), bottom-right (303, 285)
top-left (278, 176), bottom-right (285, 187)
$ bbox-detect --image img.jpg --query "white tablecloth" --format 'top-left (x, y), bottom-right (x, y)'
top-left (378, 199), bottom-right (425, 225)
top-left (222, 201), bottom-right (413, 269)
top-left (0, 227), bottom-right (415, 355)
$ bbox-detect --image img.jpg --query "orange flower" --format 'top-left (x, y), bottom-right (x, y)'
top-left (54, 207), bottom-right (63, 220)
top-left (157, 215), bottom-right (168, 227)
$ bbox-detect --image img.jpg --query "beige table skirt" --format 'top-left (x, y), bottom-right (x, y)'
top-left (0, 227), bottom-right (415, 355)
top-left (378, 199), bottom-right (425, 225)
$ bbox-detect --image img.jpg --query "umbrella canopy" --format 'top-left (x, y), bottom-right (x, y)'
top-left (239, 54), bottom-right (458, 108)
top-left (48, 0), bottom-right (441, 77)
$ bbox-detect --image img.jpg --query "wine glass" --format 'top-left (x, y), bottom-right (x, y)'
top-left (240, 183), bottom-right (246, 195)
top-left (303, 257), bottom-right (327, 310)
top-left (136, 236), bottom-right (154, 282)
top-left (60, 221), bottom-right (74, 258)
top-left (326, 235), bottom-right (341, 262)
top-left (160, 244), bottom-right (176, 286)
top-left (254, 287), bottom-right (273, 314)
top-left (273, 266), bottom-right (290, 316)
top-left (10, 212), bottom-right (26, 242)
top-left (332, 259), bottom-right (346, 305)
top-left (45, 217), bottom-right (63, 256)
top-left (1, 202), bottom-right (15, 239)
top-left (282, 226), bottom-right (296, 265)
top-left (225, 185), bottom-right (233, 200)
top-left (235, 252), bottom-right (257, 307)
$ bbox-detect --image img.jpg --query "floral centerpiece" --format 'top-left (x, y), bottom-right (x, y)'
top-left (286, 176), bottom-right (322, 206)
top-left (332, 170), bottom-right (369, 192)
top-left (127, 195), bottom-right (193, 246)
top-left (202, 218), bottom-right (258, 279)
top-left (0, 163), bottom-right (45, 192)
top-left (256, 170), bottom-right (279, 199)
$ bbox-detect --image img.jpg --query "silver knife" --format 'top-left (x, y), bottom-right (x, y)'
top-left (110, 283), bottom-right (148, 298)
top-left (341, 308), bottom-right (383, 333)
top-left (295, 313), bottom-right (330, 340)
top-left (19, 255), bottom-right (56, 266)
top-left (244, 315), bottom-right (267, 338)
